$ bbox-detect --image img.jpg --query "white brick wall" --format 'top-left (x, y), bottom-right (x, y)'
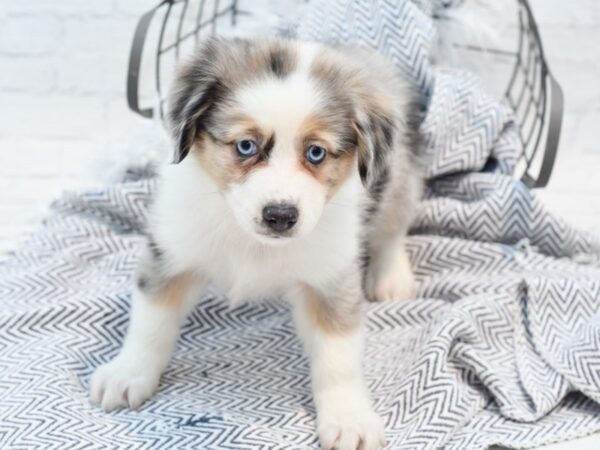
top-left (0, 0), bottom-right (598, 255)
top-left (0, 15), bottom-right (63, 55)
top-left (4, 1), bottom-right (115, 16)
top-left (529, 0), bottom-right (600, 241)
top-left (0, 1), bottom-right (153, 249)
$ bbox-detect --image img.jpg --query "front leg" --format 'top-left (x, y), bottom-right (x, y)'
top-left (90, 249), bottom-right (202, 411)
top-left (291, 281), bottom-right (385, 450)
top-left (364, 232), bottom-right (415, 302)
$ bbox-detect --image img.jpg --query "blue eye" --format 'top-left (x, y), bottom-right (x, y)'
top-left (236, 139), bottom-right (257, 157)
top-left (305, 145), bottom-right (327, 164)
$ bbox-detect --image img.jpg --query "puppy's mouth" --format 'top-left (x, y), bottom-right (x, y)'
top-left (253, 226), bottom-right (297, 243)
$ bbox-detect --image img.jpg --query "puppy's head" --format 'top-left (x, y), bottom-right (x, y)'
top-left (167, 37), bottom-right (399, 244)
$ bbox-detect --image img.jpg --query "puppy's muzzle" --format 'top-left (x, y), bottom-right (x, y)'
top-left (262, 203), bottom-right (298, 233)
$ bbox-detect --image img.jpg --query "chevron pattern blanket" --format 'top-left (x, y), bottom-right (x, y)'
top-left (2, 0), bottom-right (600, 448)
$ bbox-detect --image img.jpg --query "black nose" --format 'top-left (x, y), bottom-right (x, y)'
top-left (262, 204), bottom-right (298, 233)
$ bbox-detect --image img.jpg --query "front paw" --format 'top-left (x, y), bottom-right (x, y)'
top-left (318, 407), bottom-right (385, 450)
top-left (89, 355), bottom-right (160, 411)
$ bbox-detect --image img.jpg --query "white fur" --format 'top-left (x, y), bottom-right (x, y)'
top-left (89, 282), bottom-right (202, 410)
top-left (154, 155), bottom-right (363, 302)
top-left (89, 39), bottom-right (419, 450)
top-left (292, 292), bottom-right (385, 450)
top-left (229, 58), bottom-right (329, 240)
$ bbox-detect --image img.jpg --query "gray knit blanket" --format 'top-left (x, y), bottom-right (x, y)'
top-left (2, 0), bottom-right (600, 448)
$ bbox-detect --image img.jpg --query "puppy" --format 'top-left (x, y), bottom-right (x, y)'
top-left (90, 37), bottom-right (423, 450)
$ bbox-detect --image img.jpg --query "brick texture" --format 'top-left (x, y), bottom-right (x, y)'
top-left (0, 0), bottom-right (152, 250)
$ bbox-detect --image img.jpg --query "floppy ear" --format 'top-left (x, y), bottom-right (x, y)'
top-left (354, 109), bottom-right (395, 193)
top-left (167, 79), bottom-right (221, 163)
top-left (166, 38), bottom-right (229, 163)
top-left (353, 89), bottom-right (425, 194)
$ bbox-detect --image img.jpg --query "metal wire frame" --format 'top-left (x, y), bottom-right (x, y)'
top-left (126, 0), bottom-right (563, 188)
top-left (506, 0), bottom-right (563, 188)
top-left (127, 0), bottom-right (238, 119)
top-left (447, 0), bottom-right (562, 188)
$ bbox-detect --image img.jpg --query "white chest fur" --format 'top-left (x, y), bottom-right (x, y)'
top-left (151, 160), bottom-right (364, 303)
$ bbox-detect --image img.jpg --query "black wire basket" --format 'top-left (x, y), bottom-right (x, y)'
top-left (126, 0), bottom-right (563, 188)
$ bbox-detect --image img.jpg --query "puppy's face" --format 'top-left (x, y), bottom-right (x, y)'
top-left (199, 73), bottom-right (358, 242)
top-left (168, 38), bottom-right (396, 243)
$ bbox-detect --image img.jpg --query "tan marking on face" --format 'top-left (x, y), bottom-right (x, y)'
top-left (298, 114), bottom-right (358, 199)
top-left (152, 272), bottom-right (197, 309)
top-left (193, 119), bottom-right (271, 190)
top-left (218, 115), bottom-right (263, 144)
top-left (299, 283), bottom-right (362, 335)
top-left (303, 151), bottom-right (356, 200)
top-left (194, 136), bottom-right (233, 190)
top-left (191, 68), bottom-right (358, 200)
top-left (300, 114), bottom-right (341, 150)
top-left (195, 111), bottom-right (357, 198)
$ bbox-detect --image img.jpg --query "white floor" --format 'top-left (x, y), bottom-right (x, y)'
top-left (0, 0), bottom-right (599, 448)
